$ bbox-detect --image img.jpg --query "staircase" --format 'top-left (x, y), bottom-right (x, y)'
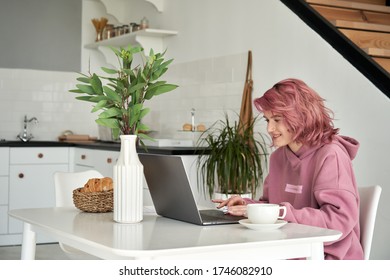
top-left (280, 0), bottom-right (390, 98)
top-left (307, 0), bottom-right (390, 72)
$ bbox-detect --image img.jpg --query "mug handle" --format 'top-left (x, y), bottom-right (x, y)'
top-left (278, 206), bottom-right (287, 219)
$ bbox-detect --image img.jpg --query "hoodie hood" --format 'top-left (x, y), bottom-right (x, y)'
top-left (285, 135), bottom-right (360, 164)
top-left (333, 135), bottom-right (359, 160)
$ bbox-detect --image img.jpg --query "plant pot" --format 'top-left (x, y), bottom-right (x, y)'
top-left (113, 135), bottom-right (143, 223)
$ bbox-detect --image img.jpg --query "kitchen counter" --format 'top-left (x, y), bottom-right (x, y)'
top-left (0, 140), bottom-right (206, 155)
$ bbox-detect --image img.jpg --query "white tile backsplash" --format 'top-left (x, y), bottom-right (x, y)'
top-left (0, 52), bottom-right (252, 142)
top-left (0, 68), bottom-right (98, 141)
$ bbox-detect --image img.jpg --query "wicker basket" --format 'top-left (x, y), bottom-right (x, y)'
top-left (73, 188), bottom-right (113, 213)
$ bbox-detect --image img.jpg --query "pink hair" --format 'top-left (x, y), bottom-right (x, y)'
top-left (254, 78), bottom-right (338, 146)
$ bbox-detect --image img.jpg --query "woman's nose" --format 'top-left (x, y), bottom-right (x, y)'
top-left (267, 123), bottom-right (275, 133)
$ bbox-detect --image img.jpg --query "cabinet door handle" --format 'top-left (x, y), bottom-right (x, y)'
top-left (107, 158), bottom-right (112, 164)
top-left (18, 173), bottom-right (24, 179)
top-left (81, 155), bottom-right (86, 160)
top-left (38, 153), bottom-right (44, 158)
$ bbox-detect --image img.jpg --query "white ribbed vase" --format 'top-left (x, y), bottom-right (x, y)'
top-left (113, 135), bottom-right (143, 223)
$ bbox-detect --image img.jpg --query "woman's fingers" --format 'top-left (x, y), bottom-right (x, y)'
top-left (212, 196), bottom-right (246, 209)
top-left (227, 205), bottom-right (247, 217)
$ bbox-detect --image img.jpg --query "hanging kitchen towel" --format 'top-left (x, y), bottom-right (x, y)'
top-left (238, 50), bottom-right (253, 132)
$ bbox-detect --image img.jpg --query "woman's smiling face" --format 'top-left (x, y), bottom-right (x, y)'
top-left (263, 111), bottom-right (302, 153)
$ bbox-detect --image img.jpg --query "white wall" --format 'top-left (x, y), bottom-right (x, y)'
top-left (0, 0), bottom-right (388, 259)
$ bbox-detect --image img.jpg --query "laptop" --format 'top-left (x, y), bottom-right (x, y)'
top-left (139, 153), bottom-right (242, 225)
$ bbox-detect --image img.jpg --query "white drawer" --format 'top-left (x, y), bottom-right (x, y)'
top-left (0, 148), bottom-right (9, 175)
top-left (74, 148), bottom-right (95, 167)
top-left (10, 147), bottom-right (69, 164)
top-left (0, 177), bottom-right (8, 205)
top-left (0, 206), bottom-right (8, 234)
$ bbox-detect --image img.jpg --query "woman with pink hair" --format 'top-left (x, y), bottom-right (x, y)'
top-left (214, 78), bottom-right (364, 260)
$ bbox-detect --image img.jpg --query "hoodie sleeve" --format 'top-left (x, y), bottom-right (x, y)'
top-left (280, 148), bottom-right (359, 242)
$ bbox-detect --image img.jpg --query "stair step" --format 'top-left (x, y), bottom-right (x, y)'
top-left (340, 28), bottom-right (390, 49)
top-left (372, 57), bottom-right (390, 71)
top-left (350, 0), bottom-right (387, 5)
top-left (332, 19), bottom-right (390, 32)
top-left (306, 0), bottom-right (390, 13)
top-left (311, 4), bottom-right (390, 25)
top-left (364, 47), bottom-right (390, 57)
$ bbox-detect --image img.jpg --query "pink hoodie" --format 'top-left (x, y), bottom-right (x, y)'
top-left (246, 135), bottom-right (364, 260)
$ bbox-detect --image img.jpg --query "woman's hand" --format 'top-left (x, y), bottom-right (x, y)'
top-left (212, 196), bottom-right (248, 217)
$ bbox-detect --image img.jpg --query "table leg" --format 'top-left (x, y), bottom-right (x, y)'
top-left (307, 242), bottom-right (325, 260)
top-left (21, 223), bottom-right (36, 260)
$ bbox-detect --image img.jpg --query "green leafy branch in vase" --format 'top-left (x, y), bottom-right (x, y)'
top-left (69, 45), bottom-right (178, 142)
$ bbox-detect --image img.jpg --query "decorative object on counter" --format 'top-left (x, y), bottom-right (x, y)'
top-left (191, 108), bottom-right (196, 132)
top-left (196, 113), bottom-right (268, 199)
top-left (70, 45), bottom-right (178, 223)
top-left (73, 177), bottom-right (113, 213)
top-left (91, 17), bottom-right (108, 42)
top-left (181, 108), bottom-right (206, 132)
top-left (182, 123), bottom-right (206, 132)
top-left (17, 115), bottom-right (38, 142)
top-left (58, 134), bottom-right (97, 143)
top-left (196, 124), bottom-right (206, 132)
top-left (182, 123), bottom-right (192, 131)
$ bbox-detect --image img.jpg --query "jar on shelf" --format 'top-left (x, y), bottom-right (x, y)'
top-left (104, 24), bottom-right (115, 39)
top-left (117, 25), bottom-right (124, 36)
top-left (140, 17), bottom-right (149, 29)
top-left (130, 22), bottom-right (140, 32)
top-left (123, 25), bottom-right (130, 34)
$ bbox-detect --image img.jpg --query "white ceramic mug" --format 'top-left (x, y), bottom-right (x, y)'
top-left (247, 203), bottom-right (287, 224)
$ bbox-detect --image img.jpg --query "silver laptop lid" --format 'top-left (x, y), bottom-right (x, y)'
top-left (139, 154), bottom-right (203, 225)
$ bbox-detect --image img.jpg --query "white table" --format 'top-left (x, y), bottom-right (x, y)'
top-left (9, 207), bottom-right (341, 260)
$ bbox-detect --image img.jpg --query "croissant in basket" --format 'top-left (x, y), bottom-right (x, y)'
top-left (80, 177), bottom-right (113, 193)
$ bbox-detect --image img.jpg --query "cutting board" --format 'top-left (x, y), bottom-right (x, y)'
top-left (58, 134), bottom-right (98, 143)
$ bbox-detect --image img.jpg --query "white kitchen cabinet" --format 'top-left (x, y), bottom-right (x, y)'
top-left (0, 177), bottom-right (9, 234)
top-left (0, 147), bottom-right (9, 175)
top-left (0, 177), bottom-right (8, 205)
top-left (0, 148), bottom-right (9, 236)
top-left (8, 147), bottom-right (69, 239)
top-left (93, 149), bottom-right (119, 177)
top-left (74, 148), bottom-right (95, 170)
top-left (0, 206), bottom-right (8, 234)
top-left (73, 148), bottom-right (119, 177)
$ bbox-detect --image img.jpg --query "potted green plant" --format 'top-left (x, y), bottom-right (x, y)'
top-left (69, 45), bottom-right (178, 223)
top-left (69, 45), bottom-right (177, 142)
top-left (197, 114), bottom-right (268, 199)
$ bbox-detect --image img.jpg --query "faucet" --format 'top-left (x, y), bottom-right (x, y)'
top-left (17, 115), bottom-right (38, 142)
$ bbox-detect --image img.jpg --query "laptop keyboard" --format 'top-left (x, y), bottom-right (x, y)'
top-left (200, 209), bottom-right (242, 223)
